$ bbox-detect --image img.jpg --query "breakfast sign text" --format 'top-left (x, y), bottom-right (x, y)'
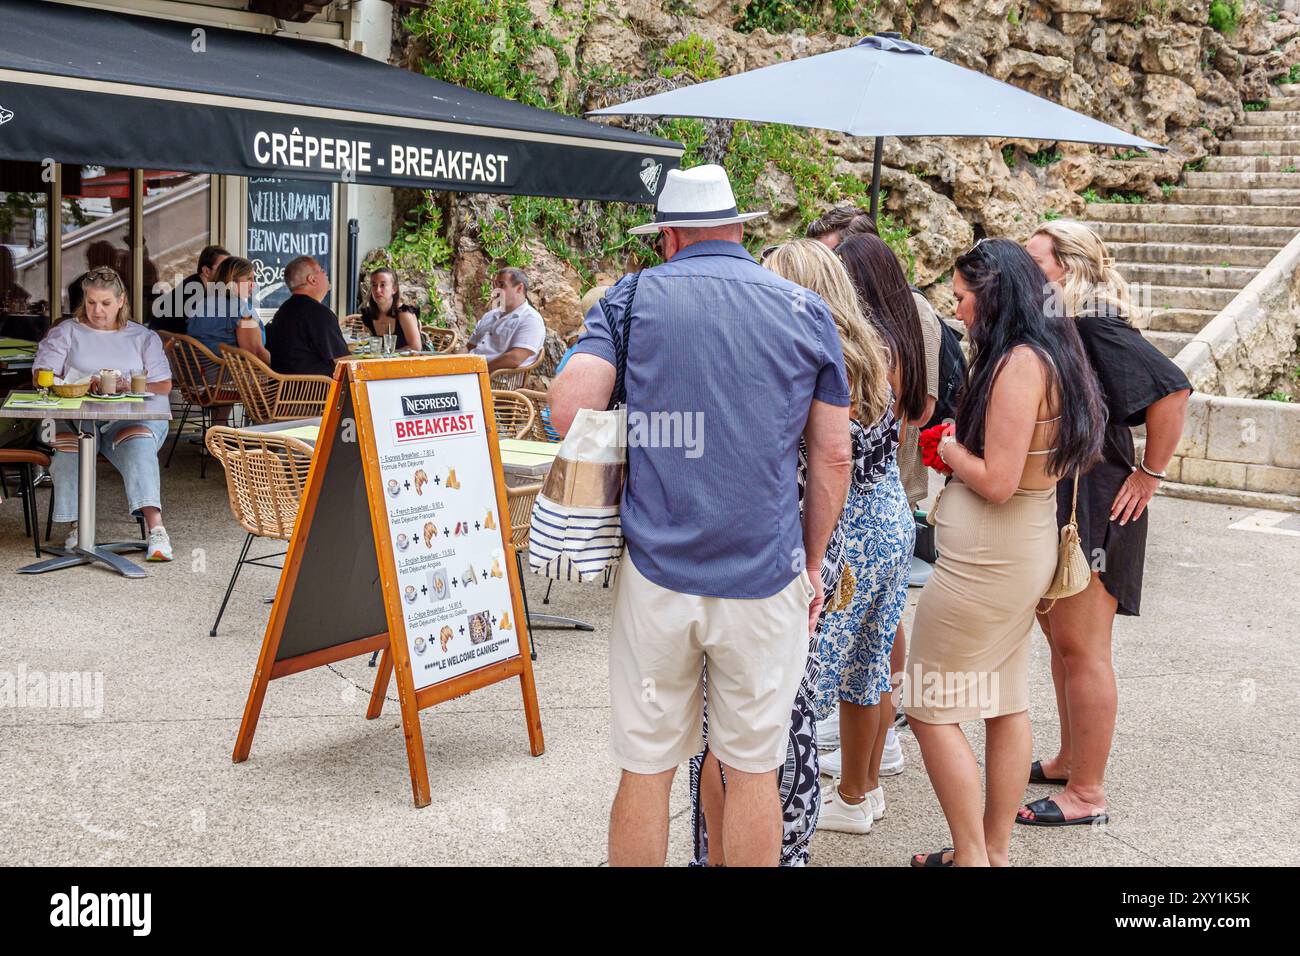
top-left (232, 357), bottom-right (542, 808)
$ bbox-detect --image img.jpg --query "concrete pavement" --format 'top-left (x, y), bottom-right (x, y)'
top-left (1, 442), bottom-right (1296, 866)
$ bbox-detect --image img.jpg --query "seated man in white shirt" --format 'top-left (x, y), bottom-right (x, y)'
top-left (466, 267), bottom-right (546, 372)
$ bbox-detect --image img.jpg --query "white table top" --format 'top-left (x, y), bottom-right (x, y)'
top-left (0, 392), bottom-right (173, 421)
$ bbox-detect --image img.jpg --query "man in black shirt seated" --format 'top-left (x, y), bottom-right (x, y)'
top-left (266, 255), bottom-right (349, 377)
top-left (149, 244), bottom-right (228, 335)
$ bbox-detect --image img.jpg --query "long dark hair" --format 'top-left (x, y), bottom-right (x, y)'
top-left (366, 267), bottom-right (404, 319)
top-left (836, 234), bottom-right (928, 423)
top-left (953, 239), bottom-right (1104, 477)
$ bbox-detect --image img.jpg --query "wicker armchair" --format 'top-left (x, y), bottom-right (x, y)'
top-left (219, 345), bottom-right (334, 425)
top-left (516, 388), bottom-right (559, 443)
top-left (491, 389), bottom-right (537, 439)
top-left (506, 481), bottom-right (543, 554)
top-left (204, 426), bottom-right (315, 636)
top-left (489, 351), bottom-right (543, 390)
top-left (162, 333), bottom-right (241, 477)
top-left (421, 325), bottom-right (459, 353)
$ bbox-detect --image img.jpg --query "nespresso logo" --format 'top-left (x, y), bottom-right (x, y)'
top-left (401, 391), bottom-right (461, 416)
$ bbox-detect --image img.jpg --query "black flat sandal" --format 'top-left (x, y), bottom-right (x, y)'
top-left (910, 847), bottom-right (954, 867)
top-left (1015, 797), bottom-right (1109, 828)
top-left (1028, 760), bottom-right (1068, 785)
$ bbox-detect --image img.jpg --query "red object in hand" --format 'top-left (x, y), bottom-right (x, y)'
top-left (918, 422), bottom-right (955, 476)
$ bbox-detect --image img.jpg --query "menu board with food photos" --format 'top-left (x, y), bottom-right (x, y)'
top-left (366, 372), bottom-right (520, 688)
top-left (233, 356), bottom-right (542, 809)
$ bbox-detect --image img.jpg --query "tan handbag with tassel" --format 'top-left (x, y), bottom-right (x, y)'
top-left (1040, 472), bottom-right (1090, 610)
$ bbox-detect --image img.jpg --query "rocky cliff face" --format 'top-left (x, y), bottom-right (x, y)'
top-left (379, 0), bottom-right (1300, 355)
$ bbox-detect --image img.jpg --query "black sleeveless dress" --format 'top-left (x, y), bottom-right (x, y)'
top-left (1065, 308), bottom-right (1192, 616)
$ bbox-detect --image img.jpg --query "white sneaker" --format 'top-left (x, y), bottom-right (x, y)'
top-left (819, 746), bottom-right (841, 778)
top-left (145, 525), bottom-right (173, 562)
top-left (865, 785), bottom-right (886, 821)
top-left (816, 707), bottom-right (840, 749)
top-left (881, 727), bottom-right (906, 776)
top-left (64, 525), bottom-right (78, 550)
top-left (817, 783), bottom-right (873, 834)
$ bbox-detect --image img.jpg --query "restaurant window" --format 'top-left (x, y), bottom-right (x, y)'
top-left (60, 165), bottom-right (134, 317)
top-left (143, 171), bottom-right (212, 327)
top-left (0, 161), bottom-right (50, 338)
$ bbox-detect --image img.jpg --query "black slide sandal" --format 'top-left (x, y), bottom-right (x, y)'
top-left (1016, 797), bottom-right (1109, 827)
top-left (910, 847), bottom-right (954, 867)
top-left (1029, 760), bottom-right (1068, 785)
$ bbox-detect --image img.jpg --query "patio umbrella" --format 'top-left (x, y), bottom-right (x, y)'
top-left (589, 33), bottom-right (1166, 222)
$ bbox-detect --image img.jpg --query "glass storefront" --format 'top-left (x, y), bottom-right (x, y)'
top-left (143, 171), bottom-right (212, 325)
top-left (59, 165), bottom-right (134, 317)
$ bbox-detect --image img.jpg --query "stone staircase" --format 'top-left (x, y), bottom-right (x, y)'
top-left (1085, 87), bottom-right (1300, 359)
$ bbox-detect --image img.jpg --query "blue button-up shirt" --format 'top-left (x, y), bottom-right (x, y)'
top-left (573, 240), bottom-right (850, 599)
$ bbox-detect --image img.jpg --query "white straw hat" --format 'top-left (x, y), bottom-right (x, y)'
top-left (628, 163), bottom-right (768, 235)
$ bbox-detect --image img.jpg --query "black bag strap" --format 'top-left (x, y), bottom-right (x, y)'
top-left (607, 271), bottom-right (640, 410)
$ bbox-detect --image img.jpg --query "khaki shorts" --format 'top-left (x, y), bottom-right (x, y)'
top-left (608, 553), bottom-right (815, 775)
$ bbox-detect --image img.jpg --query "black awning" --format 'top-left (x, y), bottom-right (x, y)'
top-left (0, 0), bottom-right (680, 203)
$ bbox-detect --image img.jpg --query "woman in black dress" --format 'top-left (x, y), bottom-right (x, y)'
top-left (1019, 221), bottom-right (1191, 827)
top-left (360, 267), bottom-right (421, 350)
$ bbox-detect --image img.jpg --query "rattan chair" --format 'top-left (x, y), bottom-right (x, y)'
top-left (163, 333), bottom-right (241, 478)
top-left (489, 351), bottom-right (543, 390)
top-left (516, 388), bottom-right (559, 443)
top-left (204, 426), bottom-right (315, 636)
top-left (491, 389), bottom-right (537, 439)
top-left (421, 326), bottom-right (459, 353)
top-left (219, 345), bottom-right (334, 425)
top-left (0, 448), bottom-right (50, 558)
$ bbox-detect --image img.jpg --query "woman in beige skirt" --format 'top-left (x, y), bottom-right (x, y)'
top-left (905, 239), bottom-right (1104, 867)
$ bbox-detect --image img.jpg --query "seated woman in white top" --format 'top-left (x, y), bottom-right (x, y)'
top-left (33, 267), bottom-right (176, 561)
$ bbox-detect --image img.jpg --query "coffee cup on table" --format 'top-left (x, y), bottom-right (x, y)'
top-left (98, 369), bottom-right (118, 394)
top-left (131, 370), bottom-right (147, 394)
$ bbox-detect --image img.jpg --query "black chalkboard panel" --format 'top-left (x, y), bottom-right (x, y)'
top-left (246, 177), bottom-right (333, 312)
top-left (275, 388), bottom-right (386, 662)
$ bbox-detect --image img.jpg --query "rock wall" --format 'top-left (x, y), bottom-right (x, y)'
top-left (377, 0), bottom-right (1300, 353)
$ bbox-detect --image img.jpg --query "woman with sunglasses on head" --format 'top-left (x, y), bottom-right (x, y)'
top-left (33, 267), bottom-right (175, 561)
top-left (1020, 221), bottom-right (1190, 829)
top-left (905, 239), bottom-right (1104, 867)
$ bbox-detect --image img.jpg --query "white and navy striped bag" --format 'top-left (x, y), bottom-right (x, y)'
top-left (529, 273), bottom-right (638, 582)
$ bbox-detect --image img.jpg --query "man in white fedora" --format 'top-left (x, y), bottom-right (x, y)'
top-left (551, 164), bottom-right (852, 866)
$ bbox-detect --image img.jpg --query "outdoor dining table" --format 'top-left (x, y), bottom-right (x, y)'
top-left (0, 390), bottom-right (172, 577)
top-left (0, 337), bottom-right (38, 372)
top-left (244, 419), bottom-right (592, 634)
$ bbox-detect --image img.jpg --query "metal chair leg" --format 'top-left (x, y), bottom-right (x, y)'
top-left (211, 532), bottom-right (254, 637)
top-left (45, 480), bottom-right (54, 541)
top-left (199, 406), bottom-right (211, 479)
top-left (165, 401), bottom-right (192, 468)
top-left (516, 551), bottom-right (537, 662)
top-left (24, 463), bottom-right (41, 558)
top-left (543, 578), bottom-right (553, 604)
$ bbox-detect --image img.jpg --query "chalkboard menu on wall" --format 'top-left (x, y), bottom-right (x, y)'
top-left (247, 177), bottom-right (333, 311)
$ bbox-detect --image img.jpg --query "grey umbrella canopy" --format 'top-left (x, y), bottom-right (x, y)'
top-left (590, 34), bottom-right (1166, 221)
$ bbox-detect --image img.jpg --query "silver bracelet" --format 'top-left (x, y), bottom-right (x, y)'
top-left (938, 434), bottom-right (955, 465)
top-left (1138, 459), bottom-right (1166, 480)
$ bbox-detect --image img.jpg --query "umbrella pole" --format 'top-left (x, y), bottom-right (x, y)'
top-left (869, 136), bottom-right (883, 225)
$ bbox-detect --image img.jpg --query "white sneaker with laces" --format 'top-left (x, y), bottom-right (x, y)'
top-left (817, 783), bottom-right (873, 834)
top-left (816, 707), bottom-right (840, 749)
top-left (865, 785), bottom-right (886, 821)
top-left (145, 525), bottom-right (173, 562)
top-left (880, 727), bottom-right (906, 776)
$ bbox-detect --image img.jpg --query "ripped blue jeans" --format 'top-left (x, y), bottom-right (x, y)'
top-left (50, 419), bottom-right (169, 523)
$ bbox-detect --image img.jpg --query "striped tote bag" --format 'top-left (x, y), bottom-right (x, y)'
top-left (528, 273), bottom-right (638, 582)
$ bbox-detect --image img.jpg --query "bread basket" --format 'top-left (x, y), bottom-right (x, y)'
top-left (52, 382), bottom-right (91, 399)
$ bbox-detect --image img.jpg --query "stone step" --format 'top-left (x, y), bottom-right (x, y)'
top-left (1107, 241), bottom-right (1279, 267)
top-left (1242, 110), bottom-right (1300, 125)
top-left (1142, 283), bottom-right (1240, 311)
top-left (1088, 220), bottom-right (1299, 246)
top-left (1085, 203), bottom-right (1300, 226)
top-left (1260, 95), bottom-right (1300, 109)
top-left (1275, 85), bottom-right (1300, 97)
top-left (1226, 124), bottom-right (1300, 140)
top-left (1183, 171), bottom-right (1300, 189)
top-left (1202, 154), bottom-right (1300, 172)
top-left (1220, 140), bottom-right (1300, 156)
top-left (1143, 307), bottom-right (1218, 333)
top-left (1119, 261), bottom-right (1255, 290)
top-left (1142, 330), bottom-right (1193, 358)
top-left (1171, 186), bottom-right (1300, 206)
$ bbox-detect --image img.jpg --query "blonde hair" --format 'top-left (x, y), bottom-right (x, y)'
top-left (763, 239), bottom-right (892, 425)
top-left (74, 266), bottom-right (131, 330)
top-left (1032, 220), bottom-right (1136, 322)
